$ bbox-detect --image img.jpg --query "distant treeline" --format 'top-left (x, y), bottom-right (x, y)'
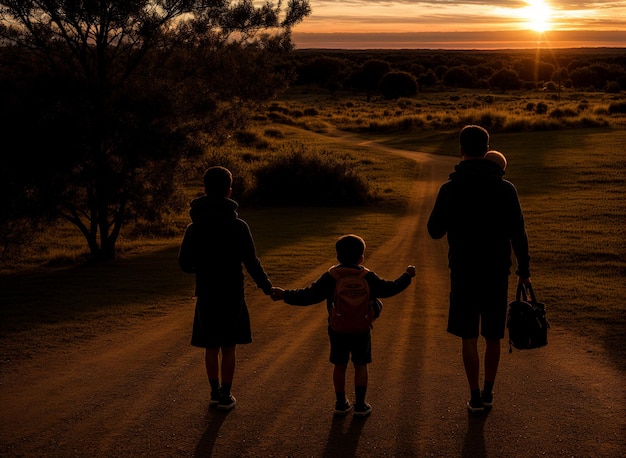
top-left (285, 48), bottom-right (626, 97)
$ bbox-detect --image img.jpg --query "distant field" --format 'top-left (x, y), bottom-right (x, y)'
top-left (1, 87), bottom-right (624, 371)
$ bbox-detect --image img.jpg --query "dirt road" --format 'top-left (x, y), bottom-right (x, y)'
top-left (2, 136), bottom-right (624, 457)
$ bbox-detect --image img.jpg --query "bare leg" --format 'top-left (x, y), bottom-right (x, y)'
top-left (354, 364), bottom-right (369, 408)
top-left (484, 338), bottom-right (501, 383)
top-left (220, 345), bottom-right (236, 384)
top-left (354, 364), bottom-right (368, 388)
top-left (462, 337), bottom-right (480, 391)
top-left (333, 364), bottom-right (348, 393)
top-left (205, 348), bottom-right (220, 381)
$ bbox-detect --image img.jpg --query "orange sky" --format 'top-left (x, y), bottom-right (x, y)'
top-left (290, 0), bottom-right (626, 49)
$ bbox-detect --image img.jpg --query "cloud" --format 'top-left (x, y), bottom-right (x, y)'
top-left (299, 1), bottom-right (626, 33)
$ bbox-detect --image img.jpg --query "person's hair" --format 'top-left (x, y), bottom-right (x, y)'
top-left (335, 234), bottom-right (366, 264)
top-left (203, 166), bottom-right (232, 198)
top-left (484, 150), bottom-right (507, 170)
top-left (459, 125), bottom-right (489, 157)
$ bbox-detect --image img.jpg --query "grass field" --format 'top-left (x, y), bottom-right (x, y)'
top-left (1, 87), bottom-right (624, 372)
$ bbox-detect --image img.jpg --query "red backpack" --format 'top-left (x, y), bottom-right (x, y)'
top-left (328, 266), bottom-right (375, 333)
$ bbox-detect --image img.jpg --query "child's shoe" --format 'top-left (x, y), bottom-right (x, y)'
top-left (217, 394), bottom-right (237, 410)
top-left (334, 399), bottom-right (353, 416)
top-left (354, 402), bottom-right (372, 417)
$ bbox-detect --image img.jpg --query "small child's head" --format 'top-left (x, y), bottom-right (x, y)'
top-left (336, 234), bottom-right (366, 265)
top-left (203, 166), bottom-right (233, 198)
top-left (484, 150), bottom-right (507, 171)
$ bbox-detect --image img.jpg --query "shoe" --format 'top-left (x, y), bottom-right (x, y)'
top-left (354, 402), bottom-right (372, 417)
top-left (217, 394), bottom-right (237, 410)
top-left (467, 398), bottom-right (485, 414)
top-left (209, 390), bottom-right (221, 406)
top-left (481, 390), bottom-right (493, 409)
top-left (334, 399), bottom-right (353, 416)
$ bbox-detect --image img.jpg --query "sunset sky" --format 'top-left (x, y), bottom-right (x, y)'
top-left (290, 0), bottom-right (626, 49)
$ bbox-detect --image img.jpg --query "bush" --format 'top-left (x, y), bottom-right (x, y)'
top-left (254, 147), bottom-right (374, 206)
top-left (264, 128), bottom-right (284, 139)
top-left (605, 81), bottom-right (621, 94)
top-left (489, 69), bottom-right (522, 91)
top-left (234, 130), bottom-right (260, 146)
top-left (378, 71), bottom-right (418, 100)
top-left (549, 108), bottom-right (576, 118)
top-left (608, 101), bottom-right (626, 114)
top-left (303, 107), bottom-right (319, 116)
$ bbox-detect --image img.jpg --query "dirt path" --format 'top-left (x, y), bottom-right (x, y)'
top-left (1, 134), bottom-right (624, 457)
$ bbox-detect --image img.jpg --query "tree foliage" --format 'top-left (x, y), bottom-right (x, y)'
top-left (378, 71), bottom-right (418, 100)
top-left (0, 0), bottom-right (311, 260)
top-left (488, 68), bottom-right (522, 91)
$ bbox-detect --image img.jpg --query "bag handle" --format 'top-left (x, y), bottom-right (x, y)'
top-left (516, 282), bottom-right (537, 303)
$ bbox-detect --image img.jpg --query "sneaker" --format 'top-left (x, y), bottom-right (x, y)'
top-left (481, 390), bottom-right (493, 409)
top-left (467, 397), bottom-right (485, 414)
top-left (209, 390), bottom-right (221, 406)
top-left (217, 394), bottom-right (237, 410)
top-left (354, 402), bottom-right (372, 417)
top-left (334, 399), bottom-right (353, 416)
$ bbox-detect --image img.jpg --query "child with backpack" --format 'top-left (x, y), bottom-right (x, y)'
top-left (271, 234), bottom-right (415, 417)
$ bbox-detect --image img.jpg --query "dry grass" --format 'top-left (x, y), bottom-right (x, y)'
top-left (1, 87), bottom-right (624, 372)
top-left (270, 86), bottom-right (626, 133)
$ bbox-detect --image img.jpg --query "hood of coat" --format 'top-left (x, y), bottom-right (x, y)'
top-left (449, 158), bottom-right (505, 181)
top-left (189, 196), bottom-right (239, 225)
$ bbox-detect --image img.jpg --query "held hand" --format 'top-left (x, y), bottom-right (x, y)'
top-left (406, 265), bottom-right (416, 278)
top-left (270, 287), bottom-right (285, 301)
top-left (518, 277), bottom-right (531, 287)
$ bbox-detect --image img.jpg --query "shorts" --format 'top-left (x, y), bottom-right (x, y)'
top-left (328, 326), bottom-right (372, 366)
top-left (447, 276), bottom-right (509, 340)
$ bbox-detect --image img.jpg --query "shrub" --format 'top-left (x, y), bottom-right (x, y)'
top-left (303, 107), bottom-right (319, 116)
top-left (254, 147), bottom-right (374, 206)
top-left (378, 71), bottom-right (418, 100)
top-left (234, 130), bottom-right (260, 146)
top-left (608, 101), bottom-right (626, 114)
top-left (535, 102), bottom-right (549, 114)
top-left (605, 81), bottom-right (621, 94)
top-left (549, 108), bottom-right (576, 118)
top-left (489, 69), bottom-right (522, 91)
top-left (264, 128), bottom-right (284, 139)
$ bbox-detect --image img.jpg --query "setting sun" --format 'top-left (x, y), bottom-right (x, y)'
top-left (524, 0), bottom-right (553, 32)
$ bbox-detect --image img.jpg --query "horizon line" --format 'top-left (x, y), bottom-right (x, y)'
top-left (292, 30), bottom-right (626, 50)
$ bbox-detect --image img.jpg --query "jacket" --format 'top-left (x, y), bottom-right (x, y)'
top-left (427, 159), bottom-right (530, 280)
top-left (178, 196), bottom-right (272, 298)
top-left (283, 264), bottom-right (412, 311)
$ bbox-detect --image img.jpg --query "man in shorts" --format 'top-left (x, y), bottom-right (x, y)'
top-left (427, 125), bottom-right (531, 413)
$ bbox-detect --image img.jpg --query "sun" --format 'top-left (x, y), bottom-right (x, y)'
top-left (524, 0), bottom-right (553, 32)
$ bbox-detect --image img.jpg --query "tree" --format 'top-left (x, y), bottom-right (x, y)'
top-left (296, 55), bottom-right (348, 90)
top-left (0, 0), bottom-right (311, 261)
top-left (442, 66), bottom-right (474, 88)
top-left (378, 71), bottom-right (418, 100)
top-left (569, 66), bottom-right (598, 89)
top-left (488, 69), bottom-right (522, 92)
top-left (348, 59), bottom-right (391, 95)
